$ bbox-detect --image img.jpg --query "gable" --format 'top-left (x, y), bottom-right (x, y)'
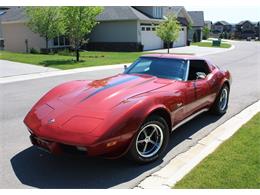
top-left (188, 11), bottom-right (204, 27)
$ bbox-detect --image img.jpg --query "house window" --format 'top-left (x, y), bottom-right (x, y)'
top-left (152, 27), bottom-right (156, 31)
top-left (59, 36), bottom-right (65, 46)
top-left (146, 27), bottom-right (151, 31)
top-left (65, 37), bottom-right (70, 45)
top-left (141, 27), bottom-right (146, 31)
top-left (140, 23), bottom-right (152, 26)
top-left (0, 40), bottom-right (4, 48)
top-left (53, 37), bottom-right (59, 46)
top-left (153, 7), bottom-right (163, 19)
top-left (53, 35), bottom-right (70, 47)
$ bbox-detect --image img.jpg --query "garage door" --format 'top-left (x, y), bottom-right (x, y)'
top-left (173, 27), bottom-right (187, 47)
top-left (141, 25), bottom-right (163, 51)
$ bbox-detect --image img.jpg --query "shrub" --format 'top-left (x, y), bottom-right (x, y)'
top-left (40, 48), bottom-right (51, 54)
top-left (30, 47), bottom-right (39, 54)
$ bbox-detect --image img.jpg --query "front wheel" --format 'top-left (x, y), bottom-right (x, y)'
top-left (126, 115), bottom-right (169, 164)
top-left (211, 84), bottom-right (230, 115)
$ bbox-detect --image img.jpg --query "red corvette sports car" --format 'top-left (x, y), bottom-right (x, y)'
top-left (24, 54), bottom-right (231, 163)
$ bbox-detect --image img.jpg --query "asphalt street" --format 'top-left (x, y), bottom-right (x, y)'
top-left (0, 41), bottom-right (259, 188)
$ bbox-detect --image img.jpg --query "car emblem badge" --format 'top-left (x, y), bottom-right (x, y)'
top-left (48, 118), bottom-right (55, 124)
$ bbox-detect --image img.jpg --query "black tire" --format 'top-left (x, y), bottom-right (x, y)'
top-left (211, 84), bottom-right (230, 115)
top-left (126, 115), bottom-right (170, 164)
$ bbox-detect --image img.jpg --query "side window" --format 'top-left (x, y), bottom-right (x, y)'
top-left (188, 60), bottom-right (210, 80)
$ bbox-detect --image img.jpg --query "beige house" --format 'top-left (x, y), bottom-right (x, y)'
top-left (0, 7), bottom-right (69, 53)
top-left (3, 22), bottom-right (46, 53)
top-left (1, 7), bottom-right (44, 52)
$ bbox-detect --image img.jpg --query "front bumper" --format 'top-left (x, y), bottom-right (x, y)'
top-left (30, 134), bottom-right (88, 156)
top-left (29, 131), bottom-right (133, 158)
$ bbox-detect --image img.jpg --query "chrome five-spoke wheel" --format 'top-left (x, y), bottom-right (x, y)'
top-left (127, 115), bottom-right (169, 163)
top-left (211, 84), bottom-right (229, 115)
top-left (135, 124), bottom-right (163, 158)
top-left (219, 87), bottom-right (228, 111)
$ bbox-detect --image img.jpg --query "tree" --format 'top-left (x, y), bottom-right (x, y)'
top-left (202, 26), bottom-right (210, 40)
top-left (61, 6), bottom-right (103, 62)
top-left (156, 14), bottom-right (180, 54)
top-left (25, 7), bottom-right (63, 50)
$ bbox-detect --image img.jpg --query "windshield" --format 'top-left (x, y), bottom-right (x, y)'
top-left (124, 57), bottom-right (188, 81)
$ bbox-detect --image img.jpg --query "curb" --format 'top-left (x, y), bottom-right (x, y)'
top-left (136, 100), bottom-right (260, 189)
top-left (197, 44), bottom-right (235, 57)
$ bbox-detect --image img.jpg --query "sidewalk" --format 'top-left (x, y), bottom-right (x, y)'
top-left (0, 60), bottom-right (58, 78)
top-left (0, 62), bottom-right (127, 84)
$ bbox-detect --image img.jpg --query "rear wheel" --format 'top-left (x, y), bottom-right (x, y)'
top-left (211, 84), bottom-right (229, 115)
top-left (127, 115), bottom-right (169, 164)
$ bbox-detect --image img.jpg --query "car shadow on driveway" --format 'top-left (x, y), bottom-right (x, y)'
top-left (10, 113), bottom-right (223, 189)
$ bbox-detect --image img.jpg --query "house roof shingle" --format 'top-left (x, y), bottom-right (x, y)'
top-left (187, 11), bottom-right (204, 27)
top-left (214, 20), bottom-right (230, 26)
top-left (1, 6), bottom-right (164, 23)
top-left (237, 20), bottom-right (257, 26)
top-left (1, 6), bottom-right (194, 24)
top-left (0, 6), bottom-right (27, 22)
top-left (163, 6), bottom-right (184, 16)
top-left (97, 6), bottom-right (163, 22)
top-left (163, 6), bottom-right (193, 25)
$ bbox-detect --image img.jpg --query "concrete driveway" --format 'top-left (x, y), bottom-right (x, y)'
top-left (0, 60), bottom-right (58, 78)
top-left (0, 41), bottom-right (259, 189)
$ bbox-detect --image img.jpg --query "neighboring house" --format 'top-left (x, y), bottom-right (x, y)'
top-left (204, 20), bottom-right (212, 31)
top-left (187, 11), bottom-right (204, 42)
top-left (212, 21), bottom-right (232, 33)
top-left (256, 22), bottom-right (260, 39)
top-left (0, 6), bottom-right (193, 53)
top-left (88, 6), bottom-right (193, 51)
top-left (0, 7), bottom-right (70, 53)
top-left (0, 7), bottom-right (9, 50)
top-left (235, 20), bottom-right (257, 39)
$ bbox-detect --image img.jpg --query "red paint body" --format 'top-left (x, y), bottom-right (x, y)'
top-left (24, 54), bottom-right (231, 158)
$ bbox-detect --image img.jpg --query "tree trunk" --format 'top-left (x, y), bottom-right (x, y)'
top-left (75, 39), bottom-right (80, 62)
top-left (76, 48), bottom-right (80, 62)
top-left (167, 42), bottom-right (170, 54)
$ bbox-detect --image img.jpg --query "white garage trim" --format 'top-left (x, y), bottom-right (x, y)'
top-left (173, 26), bottom-right (187, 47)
top-left (140, 24), bottom-right (163, 51)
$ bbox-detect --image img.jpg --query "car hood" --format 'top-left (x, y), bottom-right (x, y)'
top-left (24, 74), bottom-right (173, 139)
top-left (53, 74), bottom-right (173, 111)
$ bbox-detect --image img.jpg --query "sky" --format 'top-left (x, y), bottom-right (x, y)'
top-left (184, 6), bottom-right (260, 23)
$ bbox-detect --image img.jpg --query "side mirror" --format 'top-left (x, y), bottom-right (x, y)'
top-left (196, 72), bottom-right (206, 80)
top-left (124, 65), bottom-right (128, 70)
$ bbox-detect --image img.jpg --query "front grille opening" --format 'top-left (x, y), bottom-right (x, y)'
top-left (60, 144), bottom-right (87, 156)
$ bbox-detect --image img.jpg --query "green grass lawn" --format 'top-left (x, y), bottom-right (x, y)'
top-left (174, 112), bottom-right (260, 189)
top-left (0, 50), bottom-right (194, 70)
top-left (0, 50), bottom-right (146, 70)
top-left (192, 41), bottom-right (232, 48)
